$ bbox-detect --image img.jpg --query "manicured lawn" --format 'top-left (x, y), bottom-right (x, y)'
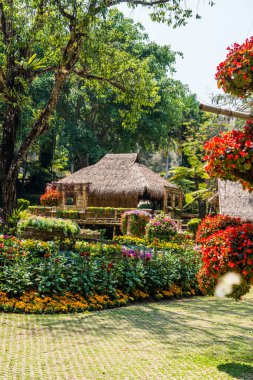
top-left (0, 291), bottom-right (252, 380)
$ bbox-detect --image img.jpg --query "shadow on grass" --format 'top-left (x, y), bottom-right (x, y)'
top-left (218, 363), bottom-right (253, 379)
top-left (15, 294), bottom-right (252, 367)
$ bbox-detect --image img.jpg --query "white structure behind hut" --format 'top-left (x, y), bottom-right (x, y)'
top-left (215, 180), bottom-right (253, 221)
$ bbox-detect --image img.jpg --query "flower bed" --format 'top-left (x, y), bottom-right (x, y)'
top-left (0, 284), bottom-right (192, 314)
top-left (114, 235), bottom-right (192, 251)
top-left (17, 215), bottom-right (80, 238)
top-left (0, 235), bottom-right (200, 313)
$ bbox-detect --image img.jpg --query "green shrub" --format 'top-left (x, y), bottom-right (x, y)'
top-left (187, 218), bottom-right (201, 237)
top-left (56, 209), bottom-right (79, 219)
top-left (17, 198), bottom-right (30, 210)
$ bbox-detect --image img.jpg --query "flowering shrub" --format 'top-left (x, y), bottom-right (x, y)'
top-left (0, 235), bottom-right (200, 312)
top-left (40, 189), bottom-right (63, 206)
top-left (146, 214), bottom-right (178, 242)
top-left (121, 210), bottom-right (151, 237)
top-left (216, 36), bottom-right (253, 97)
top-left (17, 215), bottom-right (80, 237)
top-left (204, 120), bottom-right (253, 190)
top-left (197, 224), bottom-right (253, 300)
top-left (196, 214), bottom-right (241, 243)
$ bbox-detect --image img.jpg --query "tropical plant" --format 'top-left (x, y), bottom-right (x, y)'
top-left (17, 199), bottom-right (30, 210)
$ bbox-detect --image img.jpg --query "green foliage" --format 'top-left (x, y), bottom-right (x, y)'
top-left (0, 0), bottom-right (212, 220)
top-left (28, 206), bottom-right (49, 215)
top-left (26, 10), bottom-right (190, 177)
top-left (56, 209), bottom-right (79, 220)
top-left (7, 208), bottom-right (26, 235)
top-left (169, 109), bottom-right (230, 215)
top-left (17, 199), bottom-right (30, 210)
top-left (187, 218), bottom-right (201, 237)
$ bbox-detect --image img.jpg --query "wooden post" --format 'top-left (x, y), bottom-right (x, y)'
top-left (83, 183), bottom-right (90, 209)
top-left (163, 187), bottom-right (168, 213)
top-left (172, 193), bottom-right (176, 208)
top-left (62, 190), bottom-right (66, 208)
top-left (199, 103), bottom-right (253, 120)
top-left (179, 192), bottom-right (183, 209)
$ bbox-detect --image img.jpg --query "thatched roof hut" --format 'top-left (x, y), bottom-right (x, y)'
top-left (209, 179), bottom-right (253, 221)
top-left (56, 153), bottom-right (182, 209)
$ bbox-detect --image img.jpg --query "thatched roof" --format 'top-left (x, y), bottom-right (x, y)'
top-left (218, 179), bottom-right (253, 221)
top-left (57, 153), bottom-right (180, 200)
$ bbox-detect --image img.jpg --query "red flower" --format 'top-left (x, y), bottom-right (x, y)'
top-left (197, 222), bottom-right (253, 299)
top-left (40, 189), bottom-right (63, 206)
top-left (204, 120), bottom-right (253, 190)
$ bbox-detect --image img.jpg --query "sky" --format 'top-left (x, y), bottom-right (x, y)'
top-left (118, 0), bottom-right (253, 104)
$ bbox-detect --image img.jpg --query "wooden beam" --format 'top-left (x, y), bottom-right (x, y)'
top-left (199, 103), bottom-right (253, 120)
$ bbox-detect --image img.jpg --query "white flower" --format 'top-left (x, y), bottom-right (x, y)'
top-left (215, 272), bottom-right (241, 298)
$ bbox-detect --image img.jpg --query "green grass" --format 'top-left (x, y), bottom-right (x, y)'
top-left (0, 291), bottom-right (253, 379)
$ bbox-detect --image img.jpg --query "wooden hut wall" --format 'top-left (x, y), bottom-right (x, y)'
top-left (87, 193), bottom-right (139, 208)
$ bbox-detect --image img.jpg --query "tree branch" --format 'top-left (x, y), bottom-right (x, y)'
top-left (94, 0), bottom-right (171, 13)
top-left (74, 69), bottom-right (126, 91)
top-left (55, 0), bottom-right (76, 22)
top-left (6, 31), bottom-right (85, 182)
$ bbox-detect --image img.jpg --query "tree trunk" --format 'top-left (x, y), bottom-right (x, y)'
top-left (0, 105), bottom-right (20, 223)
top-left (1, 29), bottom-right (84, 225)
top-left (2, 176), bottom-right (17, 224)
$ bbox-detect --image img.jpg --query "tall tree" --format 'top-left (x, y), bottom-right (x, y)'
top-left (0, 0), bottom-right (212, 222)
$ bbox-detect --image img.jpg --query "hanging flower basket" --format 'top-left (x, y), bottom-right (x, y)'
top-left (216, 36), bottom-right (253, 97)
top-left (204, 120), bottom-right (253, 191)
